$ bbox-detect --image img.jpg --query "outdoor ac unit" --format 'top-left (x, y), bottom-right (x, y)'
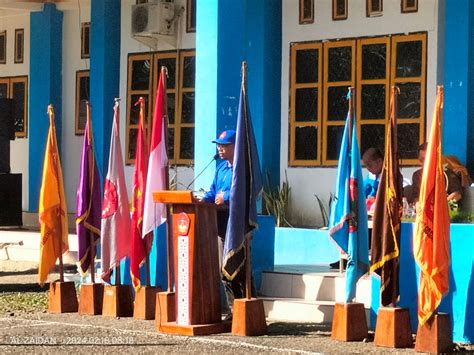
top-left (131, 1), bottom-right (176, 37)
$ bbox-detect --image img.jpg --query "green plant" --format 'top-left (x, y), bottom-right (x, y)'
top-left (314, 193), bottom-right (334, 228)
top-left (262, 171), bottom-right (292, 227)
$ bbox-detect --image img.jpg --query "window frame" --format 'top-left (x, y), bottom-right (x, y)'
top-left (401, 0), bottom-right (418, 13)
top-left (322, 40), bottom-right (356, 165)
top-left (390, 32), bottom-right (426, 165)
top-left (81, 22), bottom-right (90, 59)
top-left (356, 36), bottom-right (390, 157)
top-left (14, 29), bottom-right (24, 64)
top-left (332, 0), bottom-right (348, 21)
top-left (126, 53), bottom-right (154, 165)
top-left (366, 0), bottom-right (383, 17)
top-left (186, 0), bottom-right (196, 33)
top-left (289, 42), bottom-right (323, 166)
top-left (126, 50), bottom-right (196, 165)
top-left (0, 31), bottom-right (6, 64)
top-left (299, 0), bottom-right (314, 25)
top-left (289, 32), bottom-right (427, 167)
top-left (75, 70), bottom-right (90, 135)
top-left (1, 76), bottom-right (28, 138)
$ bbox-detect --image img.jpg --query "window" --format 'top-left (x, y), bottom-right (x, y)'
top-left (0, 31), bottom-right (6, 64)
top-left (14, 29), bottom-right (24, 64)
top-left (323, 40), bottom-right (355, 164)
top-left (289, 42), bottom-right (322, 165)
top-left (81, 22), bottom-right (90, 59)
top-left (367, 0), bottom-right (383, 17)
top-left (299, 0), bottom-right (314, 25)
top-left (186, 0), bottom-right (196, 33)
top-left (401, 0), bottom-right (418, 13)
top-left (289, 33), bottom-right (426, 166)
top-left (0, 76), bottom-right (28, 138)
top-left (332, 0), bottom-right (348, 21)
top-left (75, 70), bottom-right (90, 135)
top-left (126, 50), bottom-right (195, 165)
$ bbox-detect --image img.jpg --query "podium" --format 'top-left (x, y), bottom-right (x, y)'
top-left (153, 191), bottom-right (231, 336)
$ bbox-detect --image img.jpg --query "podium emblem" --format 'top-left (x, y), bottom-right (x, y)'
top-left (177, 212), bottom-right (190, 236)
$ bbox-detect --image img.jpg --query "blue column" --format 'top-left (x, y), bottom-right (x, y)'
top-left (29, 4), bottom-right (63, 211)
top-left (90, 0), bottom-right (121, 181)
top-left (194, 0), bottom-right (282, 191)
top-left (443, 0), bottom-right (474, 175)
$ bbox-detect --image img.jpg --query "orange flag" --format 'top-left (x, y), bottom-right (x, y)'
top-left (38, 105), bottom-right (69, 285)
top-left (130, 97), bottom-right (149, 289)
top-left (413, 86), bottom-right (450, 325)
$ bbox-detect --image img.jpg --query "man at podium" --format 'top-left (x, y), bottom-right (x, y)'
top-left (200, 130), bottom-right (245, 320)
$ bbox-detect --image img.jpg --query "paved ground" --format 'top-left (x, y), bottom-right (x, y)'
top-left (0, 266), bottom-right (473, 353)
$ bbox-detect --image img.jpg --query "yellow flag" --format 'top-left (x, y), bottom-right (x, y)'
top-left (38, 105), bottom-right (69, 285)
top-left (413, 86), bottom-right (450, 325)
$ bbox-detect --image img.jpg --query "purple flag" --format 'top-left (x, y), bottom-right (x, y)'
top-left (76, 105), bottom-right (102, 276)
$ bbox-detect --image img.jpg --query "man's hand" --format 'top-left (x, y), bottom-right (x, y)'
top-left (447, 191), bottom-right (462, 203)
top-left (215, 191), bottom-right (225, 205)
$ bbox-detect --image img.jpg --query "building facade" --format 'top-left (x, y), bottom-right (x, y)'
top-left (0, 0), bottom-right (472, 227)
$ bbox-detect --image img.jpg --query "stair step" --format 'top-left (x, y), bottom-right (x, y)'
top-left (260, 268), bottom-right (372, 306)
top-left (260, 296), bottom-right (370, 324)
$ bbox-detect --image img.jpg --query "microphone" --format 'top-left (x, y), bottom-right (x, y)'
top-left (186, 153), bottom-right (219, 190)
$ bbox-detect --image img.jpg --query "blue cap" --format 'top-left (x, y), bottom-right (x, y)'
top-left (212, 130), bottom-right (236, 145)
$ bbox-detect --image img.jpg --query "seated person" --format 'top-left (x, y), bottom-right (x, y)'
top-left (362, 147), bottom-right (384, 215)
top-left (409, 142), bottom-right (464, 206)
top-left (330, 147), bottom-right (383, 269)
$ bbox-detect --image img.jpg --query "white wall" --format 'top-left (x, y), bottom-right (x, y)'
top-left (0, 11), bottom-right (30, 211)
top-left (61, 5), bottom-right (91, 212)
top-left (281, 0), bottom-right (440, 226)
top-left (120, 0), bottom-right (196, 194)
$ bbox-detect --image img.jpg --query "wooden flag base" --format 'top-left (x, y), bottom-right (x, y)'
top-left (155, 291), bottom-right (176, 326)
top-left (415, 313), bottom-right (453, 353)
top-left (158, 321), bottom-right (231, 336)
top-left (331, 302), bottom-right (368, 341)
top-left (231, 298), bottom-right (267, 336)
top-left (48, 281), bottom-right (78, 313)
top-left (133, 286), bottom-right (160, 320)
top-left (102, 285), bottom-right (133, 317)
top-left (374, 307), bottom-right (413, 348)
top-left (78, 283), bottom-right (104, 315)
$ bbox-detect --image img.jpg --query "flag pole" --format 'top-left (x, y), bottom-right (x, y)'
top-left (59, 253), bottom-right (64, 283)
top-left (242, 61), bottom-right (253, 301)
top-left (161, 66), bottom-right (174, 293)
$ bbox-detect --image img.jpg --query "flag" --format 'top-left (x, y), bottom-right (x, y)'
top-left (142, 67), bottom-right (168, 238)
top-left (100, 101), bottom-right (131, 283)
top-left (328, 89), bottom-right (369, 303)
top-left (130, 97), bottom-right (150, 289)
top-left (413, 86), bottom-right (450, 325)
top-left (370, 87), bottom-right (403, 306)
top-left (38, 105), bottom-right (68, 285)
top-left (76, 103), bottom-right (101, 276)
top-left (223, 63), bottom-right (263, 281)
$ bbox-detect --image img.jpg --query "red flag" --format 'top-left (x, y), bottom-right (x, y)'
top-left (413, 86), bottom-right (450, 325)
top-left (130, 97), bottom-right (149, 289)
top-left (100, 100), bottom-right (131, 283)
top-left (142, 67), bottom-right (168, 237)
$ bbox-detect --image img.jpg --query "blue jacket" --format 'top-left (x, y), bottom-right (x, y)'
top-left (203, 161), bottom-right (233, 204)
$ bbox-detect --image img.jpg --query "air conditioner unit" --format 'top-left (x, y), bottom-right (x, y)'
top-left (131, 1), bottom-right (176, 37)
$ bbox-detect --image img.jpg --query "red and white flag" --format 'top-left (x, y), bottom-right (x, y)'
top-left (100, 100), bottom-right (131, 283)
top-left (142, 67), bottom-right (168, 237)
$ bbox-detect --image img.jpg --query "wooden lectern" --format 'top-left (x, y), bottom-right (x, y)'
top-left (153, 191), bottom-right (231, 336)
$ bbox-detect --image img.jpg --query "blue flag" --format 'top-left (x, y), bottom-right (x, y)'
top-left (222, 69), bottom-right (263, 281)
top-left (328, 89), bottom-right (369, 303)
